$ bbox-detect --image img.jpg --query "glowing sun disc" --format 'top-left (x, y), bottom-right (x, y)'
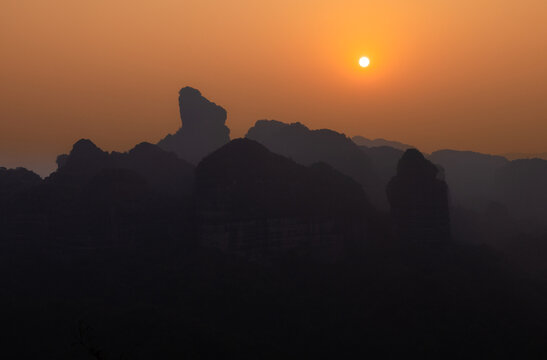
top-left (359, 57), bottom-right (370, 68)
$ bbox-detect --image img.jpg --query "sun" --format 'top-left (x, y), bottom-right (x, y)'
top-left (359, 56), bottom-right (370, 68)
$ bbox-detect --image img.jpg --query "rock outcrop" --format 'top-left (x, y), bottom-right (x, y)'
top-left (387, 149), bottom-right (450, 242)
top-left (158, 87), bottom-right (230, 164)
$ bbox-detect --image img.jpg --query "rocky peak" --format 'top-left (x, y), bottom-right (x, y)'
top-left (158, 87), bottom-right (230, 164)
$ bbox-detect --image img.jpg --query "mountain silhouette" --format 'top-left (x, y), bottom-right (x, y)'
top-left (387, 149), bottom-right (450, 242)
top-left (48, 139), bottom-right (110, 188)
top-left (40, 139), bottom-right (195, 244)
top-left (503, 152), bottom-right (547, 161)
top-left (111, 142), bottom-right (194, 197)
top-left (51, 139), bottom-right (194, 197)
top-left (246, 120), bottom-right (386, 207)
top-left (0, 167), bottom-right (42, 233)
top-left (158, 87), bottom-right (230, 164)
top-left (195, 138), bottom-right (373, 261)
top-left (2, 86), bottom-right (547, 359)
top-left (0, 167), bottom-right (41, 196)
top-left (352, 135), bottom-right (413, 151)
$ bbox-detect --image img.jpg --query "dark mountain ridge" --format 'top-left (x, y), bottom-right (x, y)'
top-left (352, 135), bottom-right (413, 150)
top-left (49, 139), bottom-right (194, 197)
top-left (246, 119), bottom-right (387, 207)
top-left (195, 138), bottom-right (375, 261)
top-left (1, 86), bottom-right (547, 358)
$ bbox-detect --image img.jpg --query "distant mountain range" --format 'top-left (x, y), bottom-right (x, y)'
top-left (503, 152), bottom-right (547, 161)
top-left (351, 135), bottom-right (413, 151)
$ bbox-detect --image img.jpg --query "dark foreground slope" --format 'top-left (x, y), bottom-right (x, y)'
top-left (2, 221), bottom-right (546, 359)
top-left (1, 141), bottom-right (547, 359)
top-left (1, 139), bottom-right (196, 246)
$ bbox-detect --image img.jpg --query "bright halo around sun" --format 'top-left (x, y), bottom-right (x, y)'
top-left (359, 56), bottom-right (370, 68)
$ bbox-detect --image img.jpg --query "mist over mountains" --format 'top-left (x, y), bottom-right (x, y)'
top-left (1, 87), bottom-right (547, 358)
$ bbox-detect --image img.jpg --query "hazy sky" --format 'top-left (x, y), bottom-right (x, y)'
top-left (2, 0), bottom-right (547, 175)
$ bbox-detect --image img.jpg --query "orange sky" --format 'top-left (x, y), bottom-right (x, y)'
top-left (1, 0), bottom-right (547, 175)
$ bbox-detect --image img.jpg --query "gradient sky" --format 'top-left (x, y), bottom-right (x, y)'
top-left (2, 0), bottom-right (547, 175)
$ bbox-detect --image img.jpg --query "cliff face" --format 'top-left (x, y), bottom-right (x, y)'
top-left (195, 138), bottom-right (372, 261)
top-left (158, 87), bottom-right (230, 164)
top-left (387, 149), bottom-right (450, 242)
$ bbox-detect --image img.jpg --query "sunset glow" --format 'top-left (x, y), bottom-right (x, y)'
top-left (359, 57), bottom-right (370, 68)
top-left (1, 0), bottom-right (547, 175)
top-left (2, 2), bottom-right (547, 356)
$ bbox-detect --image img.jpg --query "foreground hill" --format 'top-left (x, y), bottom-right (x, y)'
top-left (195, 138), bottom-right (375, 261)
top-left (48, 139), bottom-right (195, 197)
top-left (1, 139), bottom-right (196, 245)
